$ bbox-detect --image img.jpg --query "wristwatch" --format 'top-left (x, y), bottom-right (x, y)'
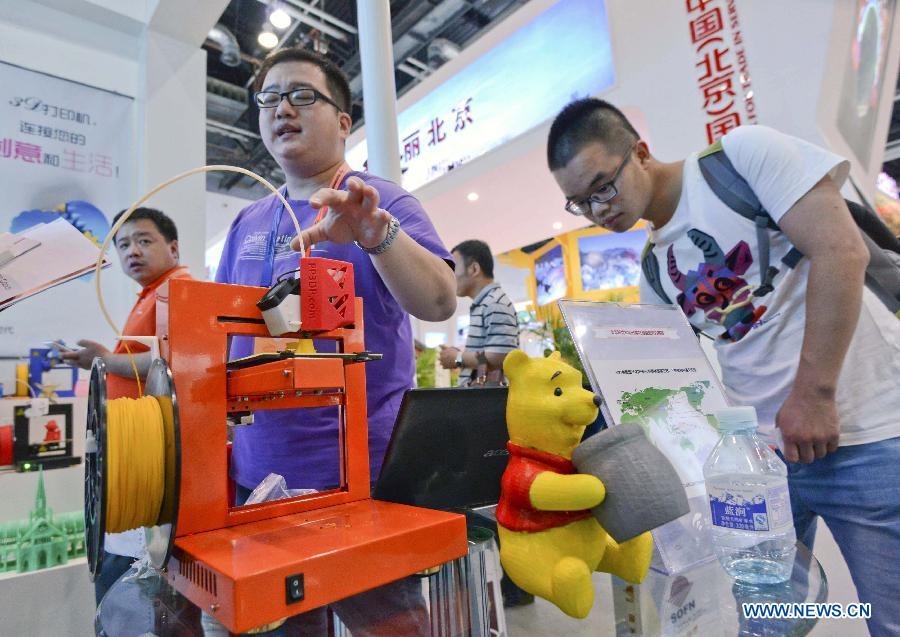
top-left (356, 213), bottom-right (400, 255)
top-left (454, 350), bottom-right (463, 368)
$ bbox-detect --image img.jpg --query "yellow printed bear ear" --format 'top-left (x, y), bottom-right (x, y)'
top-left (503, 349), bottom-right (529, 377)
top-left (547, 351), bottom-right (562, 361)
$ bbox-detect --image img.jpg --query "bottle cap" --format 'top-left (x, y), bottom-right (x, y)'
top-left (715, 406), bottom-right (758, 432)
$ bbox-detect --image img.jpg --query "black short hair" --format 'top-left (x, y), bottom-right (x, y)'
top-left (547, 98), bottom-right (640, 171)
top-left (112, 207), bottom-right (177, 243)
top-left (452, 240), bottom-right (494, 279)
top-left (253, 47), bottom-right (352, 114)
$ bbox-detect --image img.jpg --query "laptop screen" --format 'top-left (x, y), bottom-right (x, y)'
top-left (373, 387), bottom-right (509, 511)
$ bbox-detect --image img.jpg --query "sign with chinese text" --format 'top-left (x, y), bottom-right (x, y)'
top-left (347, 0), bottom-right (615, 191)
top-left (0, 61), bottom-right (135, 356)
top-left (684, 0), bottom-right (758, 143)
top-left (559, 301), bottom-right (728, 574)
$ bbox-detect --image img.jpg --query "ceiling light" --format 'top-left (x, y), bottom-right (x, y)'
top-left (258, 29), bottom-right (279, 49)
top-left (552, 221), bottom-right (563, 230)
top-left (467, 192), bottom-right (479, 202)
top-left (269, 8), bottom-right (291, 30)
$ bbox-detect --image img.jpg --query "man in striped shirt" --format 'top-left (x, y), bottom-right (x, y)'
top-left (440, 240), bottom-right (519, 385)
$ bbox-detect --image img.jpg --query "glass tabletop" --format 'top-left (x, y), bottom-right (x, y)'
top-left (505, 541), bottom-right (827, 637)
top-left (97, 540), bottom-right (825, 637)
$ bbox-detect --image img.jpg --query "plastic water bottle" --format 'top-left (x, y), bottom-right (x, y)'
top-left (703, 406), bottom-right (796, 584)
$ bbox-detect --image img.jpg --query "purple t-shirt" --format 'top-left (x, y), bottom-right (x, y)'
top-left (216, 171), bottom-right (452, 490)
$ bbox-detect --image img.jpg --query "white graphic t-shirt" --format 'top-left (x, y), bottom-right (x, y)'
top-left (640, 125), bottom-right (900, 447)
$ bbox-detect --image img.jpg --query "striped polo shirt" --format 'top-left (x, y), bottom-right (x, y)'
top-left (460, 282), bottom-right (518, 383)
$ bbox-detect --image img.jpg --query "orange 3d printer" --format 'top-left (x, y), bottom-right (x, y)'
top-left (84, 255), bottom-right (467, 633)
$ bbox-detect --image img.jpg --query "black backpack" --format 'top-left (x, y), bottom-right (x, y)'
top-left (642, 140), bottom-right (900, 317)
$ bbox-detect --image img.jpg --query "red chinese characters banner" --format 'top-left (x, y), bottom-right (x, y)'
top-left (685, 0), bottom-right (758, 143)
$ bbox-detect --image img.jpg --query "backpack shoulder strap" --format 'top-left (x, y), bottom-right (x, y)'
top-left (845, 196), bottom-right (900, 255)
top-left (641, 241), bottom-right (673, 305)
top-left (697, 140), bottom-right (779, 230)
top-left (860, 231), bottom-right (900, 314)
top-left (697, 141), bottom-right (801, 296)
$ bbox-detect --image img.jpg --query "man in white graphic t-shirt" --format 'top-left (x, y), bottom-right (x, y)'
top-left (546, 98), bottom-right (899, 637)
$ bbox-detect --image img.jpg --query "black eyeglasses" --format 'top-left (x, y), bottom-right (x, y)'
top-left (254, 87), bottom-right (343, 112)
top-left (564, 143), bottom-right (636, 217)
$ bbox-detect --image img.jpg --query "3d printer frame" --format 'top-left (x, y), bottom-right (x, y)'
top-left (85, 264), bottom-right (467, 633)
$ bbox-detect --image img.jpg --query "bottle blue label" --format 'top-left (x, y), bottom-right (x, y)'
top-left (706, 481), bottom-right (791, 532)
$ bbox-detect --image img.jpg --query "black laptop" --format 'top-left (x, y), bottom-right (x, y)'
top-left (373, 386), bottom-right (509, 511)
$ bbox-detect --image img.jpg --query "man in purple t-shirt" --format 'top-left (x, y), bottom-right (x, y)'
top-left (216, 47), bottom-right (456, 499)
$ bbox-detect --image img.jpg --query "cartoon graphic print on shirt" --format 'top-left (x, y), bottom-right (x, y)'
top-left (667, 229), bottom-right (767, 342)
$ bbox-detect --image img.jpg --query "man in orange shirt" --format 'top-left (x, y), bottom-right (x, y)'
top-left (62, 206), bottom-right (191, 603)
top-left (63, 207), bottom-right (191, 398)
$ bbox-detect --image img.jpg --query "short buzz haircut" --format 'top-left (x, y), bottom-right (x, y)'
top-left (112, 207), bottom-right (177, 243)
top-left (253, 47), bottom-right (352, 114)
top-left (547, 98), bottom-right (640, 171)
top-left (452, 240), bottom-right (495, 279)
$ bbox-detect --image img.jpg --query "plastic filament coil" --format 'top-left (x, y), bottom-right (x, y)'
top-left (85, 358), bottom-right (181, 579)
top-left (105, 396), bottom-right (168, 532)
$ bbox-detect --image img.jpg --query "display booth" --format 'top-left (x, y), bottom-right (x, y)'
top-left (496, 223), bottom-right (648, 323)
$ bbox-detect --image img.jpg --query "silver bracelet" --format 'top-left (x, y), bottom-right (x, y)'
top-left (356, 214), bottom-right (400, 255)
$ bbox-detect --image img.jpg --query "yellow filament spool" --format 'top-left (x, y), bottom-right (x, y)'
top-left (105, 396), bottom-right (167, 532)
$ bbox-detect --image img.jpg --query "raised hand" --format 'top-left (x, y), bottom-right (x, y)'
top-left (290, 176), bottom-right (391, 251)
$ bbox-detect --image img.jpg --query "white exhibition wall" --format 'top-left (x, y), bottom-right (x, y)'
top-left (206, 189), bottom-right (256, 280)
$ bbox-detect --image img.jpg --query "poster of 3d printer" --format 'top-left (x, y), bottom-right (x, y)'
top-left (0, 61), bottom-right (136, 359)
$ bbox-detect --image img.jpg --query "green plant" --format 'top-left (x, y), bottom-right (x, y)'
top-left (525, 315), bottom-right (587, 384)
top-left (545, 315), bottom-right (584, 377)
top-left (416, 348), bottom-right (437, 388)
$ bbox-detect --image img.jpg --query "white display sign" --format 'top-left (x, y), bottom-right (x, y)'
top-left (0, 61), bottom-right (135, 357)
top-left (593, 356), bottom-right (724, 496)
top-left (559, 300), bottom-right (729, 574)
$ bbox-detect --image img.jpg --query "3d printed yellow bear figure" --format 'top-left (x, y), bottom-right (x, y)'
top-left (496, 350), bottom-right (653, 619)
